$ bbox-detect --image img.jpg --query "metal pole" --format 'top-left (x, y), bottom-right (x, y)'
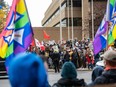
top-left (71, 0), bottom-right (74, 48)
top-left (82, 0), bottom-right (84, 40)
top-left (91, 0), bottom-right (94, 40)
top-left (67, 0), bottom-right (70, 40)
top-left (106, 0), bottom-right (110, 50)
top-left (59, 0), bottom-right (62, 44)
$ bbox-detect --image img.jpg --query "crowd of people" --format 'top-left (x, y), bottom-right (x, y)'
top-left (29, 39), bottom-right (99, 71)
top-left (7, 39), bottom-right (116, 87)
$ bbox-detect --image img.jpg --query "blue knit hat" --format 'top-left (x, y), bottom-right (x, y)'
top-left (8, 52), bottom-right (48, 87)
top-left (61, 62), bottom-right (77, 79)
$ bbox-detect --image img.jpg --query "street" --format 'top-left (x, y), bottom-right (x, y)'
top-left (0, 70), bottom-right (92, 87)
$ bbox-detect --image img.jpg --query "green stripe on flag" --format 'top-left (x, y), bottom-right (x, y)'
top-left (6, 44), bottom-right (13, 58)
top-left (15, 12), bottom-right (29, 29)
top-left (110, 0), bottom-right (115, 7)
top-left (108, 34), bottom-right (115, 45)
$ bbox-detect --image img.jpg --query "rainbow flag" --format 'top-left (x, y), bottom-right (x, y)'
top-left (108, 0), bottom-right (116, 45)
top-left (93, 21), bottom-right (107, 55)
top-left (93, 0), bottom-right (115, 55)
top-left (0, 0), bottom-right (33, 68)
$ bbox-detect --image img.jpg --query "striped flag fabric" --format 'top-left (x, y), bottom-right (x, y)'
top-left (93, 0), bottom-right (115, 55)
top-left (108, 1), bottom-right (116, 45)
top-left (0, 0), bottom-right (33, 68)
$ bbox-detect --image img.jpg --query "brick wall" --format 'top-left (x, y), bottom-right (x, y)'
top-left (33, 27), bottom-right (82, 42)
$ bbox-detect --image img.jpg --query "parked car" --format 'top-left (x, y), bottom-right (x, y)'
top-left (0, 58), bottom-right (7, 77)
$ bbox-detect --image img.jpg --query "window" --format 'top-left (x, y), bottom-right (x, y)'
top-left (62, 19), bottom-right (67, 27)
top-left (73, 0), bottom-right (81, 7)
top-left (54, 23), bottom-right (60, 27)
top-left (67, 0), bottom-right (81, 7)
top-left (61, 3), bottom-right (66, 10)
top-left (68, 17), bottom-right (82, 26)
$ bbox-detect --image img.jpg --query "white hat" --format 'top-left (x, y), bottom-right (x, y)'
top-left (96, 60), bottom-right (104, 67)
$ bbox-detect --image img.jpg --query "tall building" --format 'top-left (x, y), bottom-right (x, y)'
top-left (42, 0), bottom-right (107, 40)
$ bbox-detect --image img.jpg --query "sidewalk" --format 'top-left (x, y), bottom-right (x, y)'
top-left (0, 68), bottom-right (92, 79)
top-left (48, 68), bottom-right (92, 72)
top-left (77, 68), bottom-right (92, 71)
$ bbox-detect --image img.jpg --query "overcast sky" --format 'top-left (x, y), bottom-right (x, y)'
top-left (4, 0), bottom-right (52, 27)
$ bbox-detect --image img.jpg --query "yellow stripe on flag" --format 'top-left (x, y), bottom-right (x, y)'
top-left (0, 39), bottom-right (8, 58)
top-left (16, 0), bottom-right (26, 14)
top-left (112, 25), bottom-right (116, 39)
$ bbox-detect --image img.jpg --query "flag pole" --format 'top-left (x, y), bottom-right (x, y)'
top-left (24, 0), bottom-right (38, 53)
top-left (106, 21), bottom-right (109, 50)
top-left (24, 0), bottom-right (32, 28)
top-left (106, 0), bottom-right (110, 50)
top-left (67, 0), bottom-right (70, 40)
top-left (71, 0), bottom-right (74, 48)
top-left (59, 0), bottom-right (62, 44)
top-left (91, 0), bottom-right (94, 40)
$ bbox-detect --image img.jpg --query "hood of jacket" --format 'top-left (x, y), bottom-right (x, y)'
top-left (61, 62), bottom-right (77, 79)
top-left (8, 52), bottom-right (48, 87)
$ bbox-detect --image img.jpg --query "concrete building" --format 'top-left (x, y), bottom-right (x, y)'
top-left (41, 0), bottom-right (107, 40)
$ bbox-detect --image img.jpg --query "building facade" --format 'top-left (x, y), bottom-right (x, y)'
top-left (41, 0), bottom-right (107, 40)
top-left (33, 27), bottom-right (82, 42)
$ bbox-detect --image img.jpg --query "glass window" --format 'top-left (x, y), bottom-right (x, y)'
top-left (73, 0), bottom-right (81, 7)
top-left (62, 19), bottom-right (67, 27)
top-left (54, 17), bottom-right (82, 27)
top-left (68, 0), bottom-right (81, 7)
top-left (54, 23), bottom-right (60, 27)
top-left (62, 3), bottom-right (66, 10)
top-left (68, 17), bottom-right (82, 26)
top-left (55, 9), bottom-right (59, 16)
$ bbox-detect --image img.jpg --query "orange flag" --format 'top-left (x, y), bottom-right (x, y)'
top-left (30, 38), bottom-right (35, 46)
top-left (43, 30), bottom-right (50, 40)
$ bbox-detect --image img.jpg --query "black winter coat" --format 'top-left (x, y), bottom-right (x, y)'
top-left (52, 78), bottom-right (86, 87)
top-left (93, 69), bottom-right (116, 85)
